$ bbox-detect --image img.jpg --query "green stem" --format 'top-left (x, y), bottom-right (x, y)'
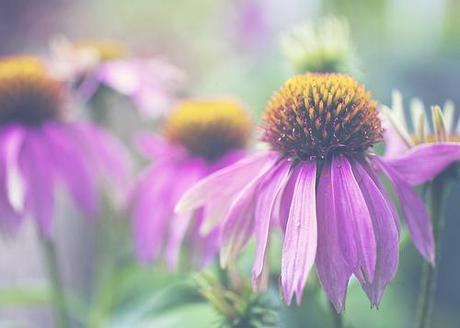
top-left (416, 177), bottom-right (447, 328)
top-left (329, 301), bottom-right (343, 328)
top-left (40, 236), bottom-right (70, 328)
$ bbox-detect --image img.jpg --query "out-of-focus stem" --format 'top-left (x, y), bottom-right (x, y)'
top-left (416, 177), bottom-right (447, 328)
top-left (329, 301), bottom-right (343, 328)
top-left (40, 236), bottom-right (69, 328)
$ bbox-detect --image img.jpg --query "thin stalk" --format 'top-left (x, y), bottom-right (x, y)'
top-left (415, 177), bottom-right (447, 328)
top-left (40, 235), bottom-right (70, 328)
top-left (329, 301), bottom-right (343, 328)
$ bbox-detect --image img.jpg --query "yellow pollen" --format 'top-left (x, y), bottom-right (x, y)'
top-left (165, 99), bottom-right (252, 161)
top-left (263, 73), bottom-right (383, 160)
top-left (0, 56), bottom-right (64, 125)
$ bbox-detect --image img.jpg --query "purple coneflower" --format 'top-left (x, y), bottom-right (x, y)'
top-left (131, 99), bottom-right (252, 268)
top-left (382, 91), bottom-right (460, 327)
top-left (0, 56), bottom-right (131, 235)
top-left (176, 74), bottom-right (435, 311)
top-left (49, 37), bottom-right (185, 119)
top-left (383, 90), bottom-right (460, 184)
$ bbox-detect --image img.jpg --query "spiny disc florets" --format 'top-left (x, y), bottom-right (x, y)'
top-left (0, 56), bottom-right (64, 126)
top-left (165, 99), bottom-right (252, 162)
top-left (263, 73), bottom-right (383, 161)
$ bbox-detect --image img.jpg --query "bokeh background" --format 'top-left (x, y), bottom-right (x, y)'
top-left (0, 0), bottom-right (459, 327)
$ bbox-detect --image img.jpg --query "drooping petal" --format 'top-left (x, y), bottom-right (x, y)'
top-left (219, 158), bottom-right (275, 268)
top-left (374, 156), bottom-right (435, 264)
top-left (315, 160), bottom-right (352, 313)
top-left (164, 160), bottom-right (206, 269)
top-left (0, 126), bottom-right (24, 232)
top-left (219, 184), bottom-right (256, 268)
top-left (281, 161), bottom-right (317, 305)
top-left (176, 152), bottom-right (277, 213)
top-left (332, 156), bottom-right (377, 282)
top-left (18, 130), bottom-right (56, 235)
top-left (42, 123), bottom-right (98, 217)
top-left (352, 160), bottom-right (399, 307)
top-left (74, 123), bottom-right (133, 194)
top-left (175, 151), bottom-right (278, 234)
top-left (384, 143), bottom-right (460, 185)
top-left (252, 160), bottom-right (291, 287)
top-left (132, 163), bottom-right (174, 262)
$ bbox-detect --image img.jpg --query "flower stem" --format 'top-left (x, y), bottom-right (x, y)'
top-left (416, 176), bottom-right (447, 328)
top-left (329, 301), bottom-right (343, 328)
top-left (40, 235), bottom-right (70, 328)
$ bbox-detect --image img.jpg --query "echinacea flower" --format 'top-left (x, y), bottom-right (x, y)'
top-left (49, 37), bottom-right (185, 119)
top-left (383, 90), bottom-right (460, 184)
top-left (0, 56), bottom-right (131, 235)
top-left (176, 74), bottom-right (435, 311)
top-left (131, 99), bottom-right (252, 268)
top-left (280, 16), bottom-right (357, 74)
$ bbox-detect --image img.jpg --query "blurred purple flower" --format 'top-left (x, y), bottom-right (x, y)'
top-left (382, 90), bottom-right (460, 185)
top-left (131, 99), bottom-right (252, 269)
top-left (0, 56), bottom-right (131, 235)
top-left (49, 37), bottom-right (185, 119)
top-left (176, 74), bottom-right (434, 311)
top-left (97, 58), bottom-right (185, 118)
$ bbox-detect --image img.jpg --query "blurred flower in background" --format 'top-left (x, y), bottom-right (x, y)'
top-left (131, 98), bottom-right (252, 268)
top-left (0, 56), bottom-right (131, 235)
top-left (383, 91), bottom-right (460, 184)
top-left (280, 16), bottom-right (357, 74)
top-left (49, 36), bottom-right (186, 121)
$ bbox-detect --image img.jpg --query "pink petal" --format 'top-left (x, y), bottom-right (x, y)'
top-left (316, 160), bottom-right (352, 313)
top-left (252, 160), bottom-right (291, 288)
top-left (175, 151), bottom-right (278, 234)
top-left (384, 143), bottom-right (460, 185)
top-left (352, 160), bottom-right (399, 307)
top-left (42, 123), bottom-right (98, 217)
top-left (374, 156), bottom-right (435, 264)
top-left (18, 130), bottom-right (56, 235)
top-left (281, 161), bottom-right (317, 305)
top-left (332, 156), bottom-right (377, 282)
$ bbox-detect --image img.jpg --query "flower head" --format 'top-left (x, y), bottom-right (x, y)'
top-left (280, 16), bottom-right (357, 74)
top-left (0, 57), bottom-right (64, 125)
top-left (131, 98), bottom-right (252, 268)
top-left (0, 56), bottom-right (131, 235)
top-left (165, 99), bottom-right (252, 162)
top-left (177, 74), bottom-right (435, 311)
top-left (263, 74), bottom-right (382, 160)
top-left (383, 91), bottom-right (460, 185)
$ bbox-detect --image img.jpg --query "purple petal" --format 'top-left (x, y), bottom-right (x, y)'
top-left (252, 160), bottom-right (291, 288)
top-left (332, 156), bottom-right (377, 282)
top-left (374, 156), bottom-right (435, 264)
top-left (135, 132), bottom-right (186, 161)
top-left (132, 163), bottom-right (175, 262)
top-left (384, 143), bottom-right (460, 185)
top-left (219, 173), bottom-right (263, 268)
top-left (165, 211), bottom-right (193, 269)
top-left (175, 151), bottom-right (278, 234)
top-left (281, 161), bottom-right (317, 305)
top-left (315, 160), bottom-right (352, 313)
top-left (75, 123), bottom-right (133, 194)
top-left (18, 130), bottom-right (56, 235)
top-left (164, 160), bottom-right (206, 268)
top-left (0, 127), bottom-right (24, 232)
top-left (42, 123), bottom-right (98, 217)
top-left (352, 160), bottom-right (399, 306)
top-left (276, 165), bottom-right (298, 232)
